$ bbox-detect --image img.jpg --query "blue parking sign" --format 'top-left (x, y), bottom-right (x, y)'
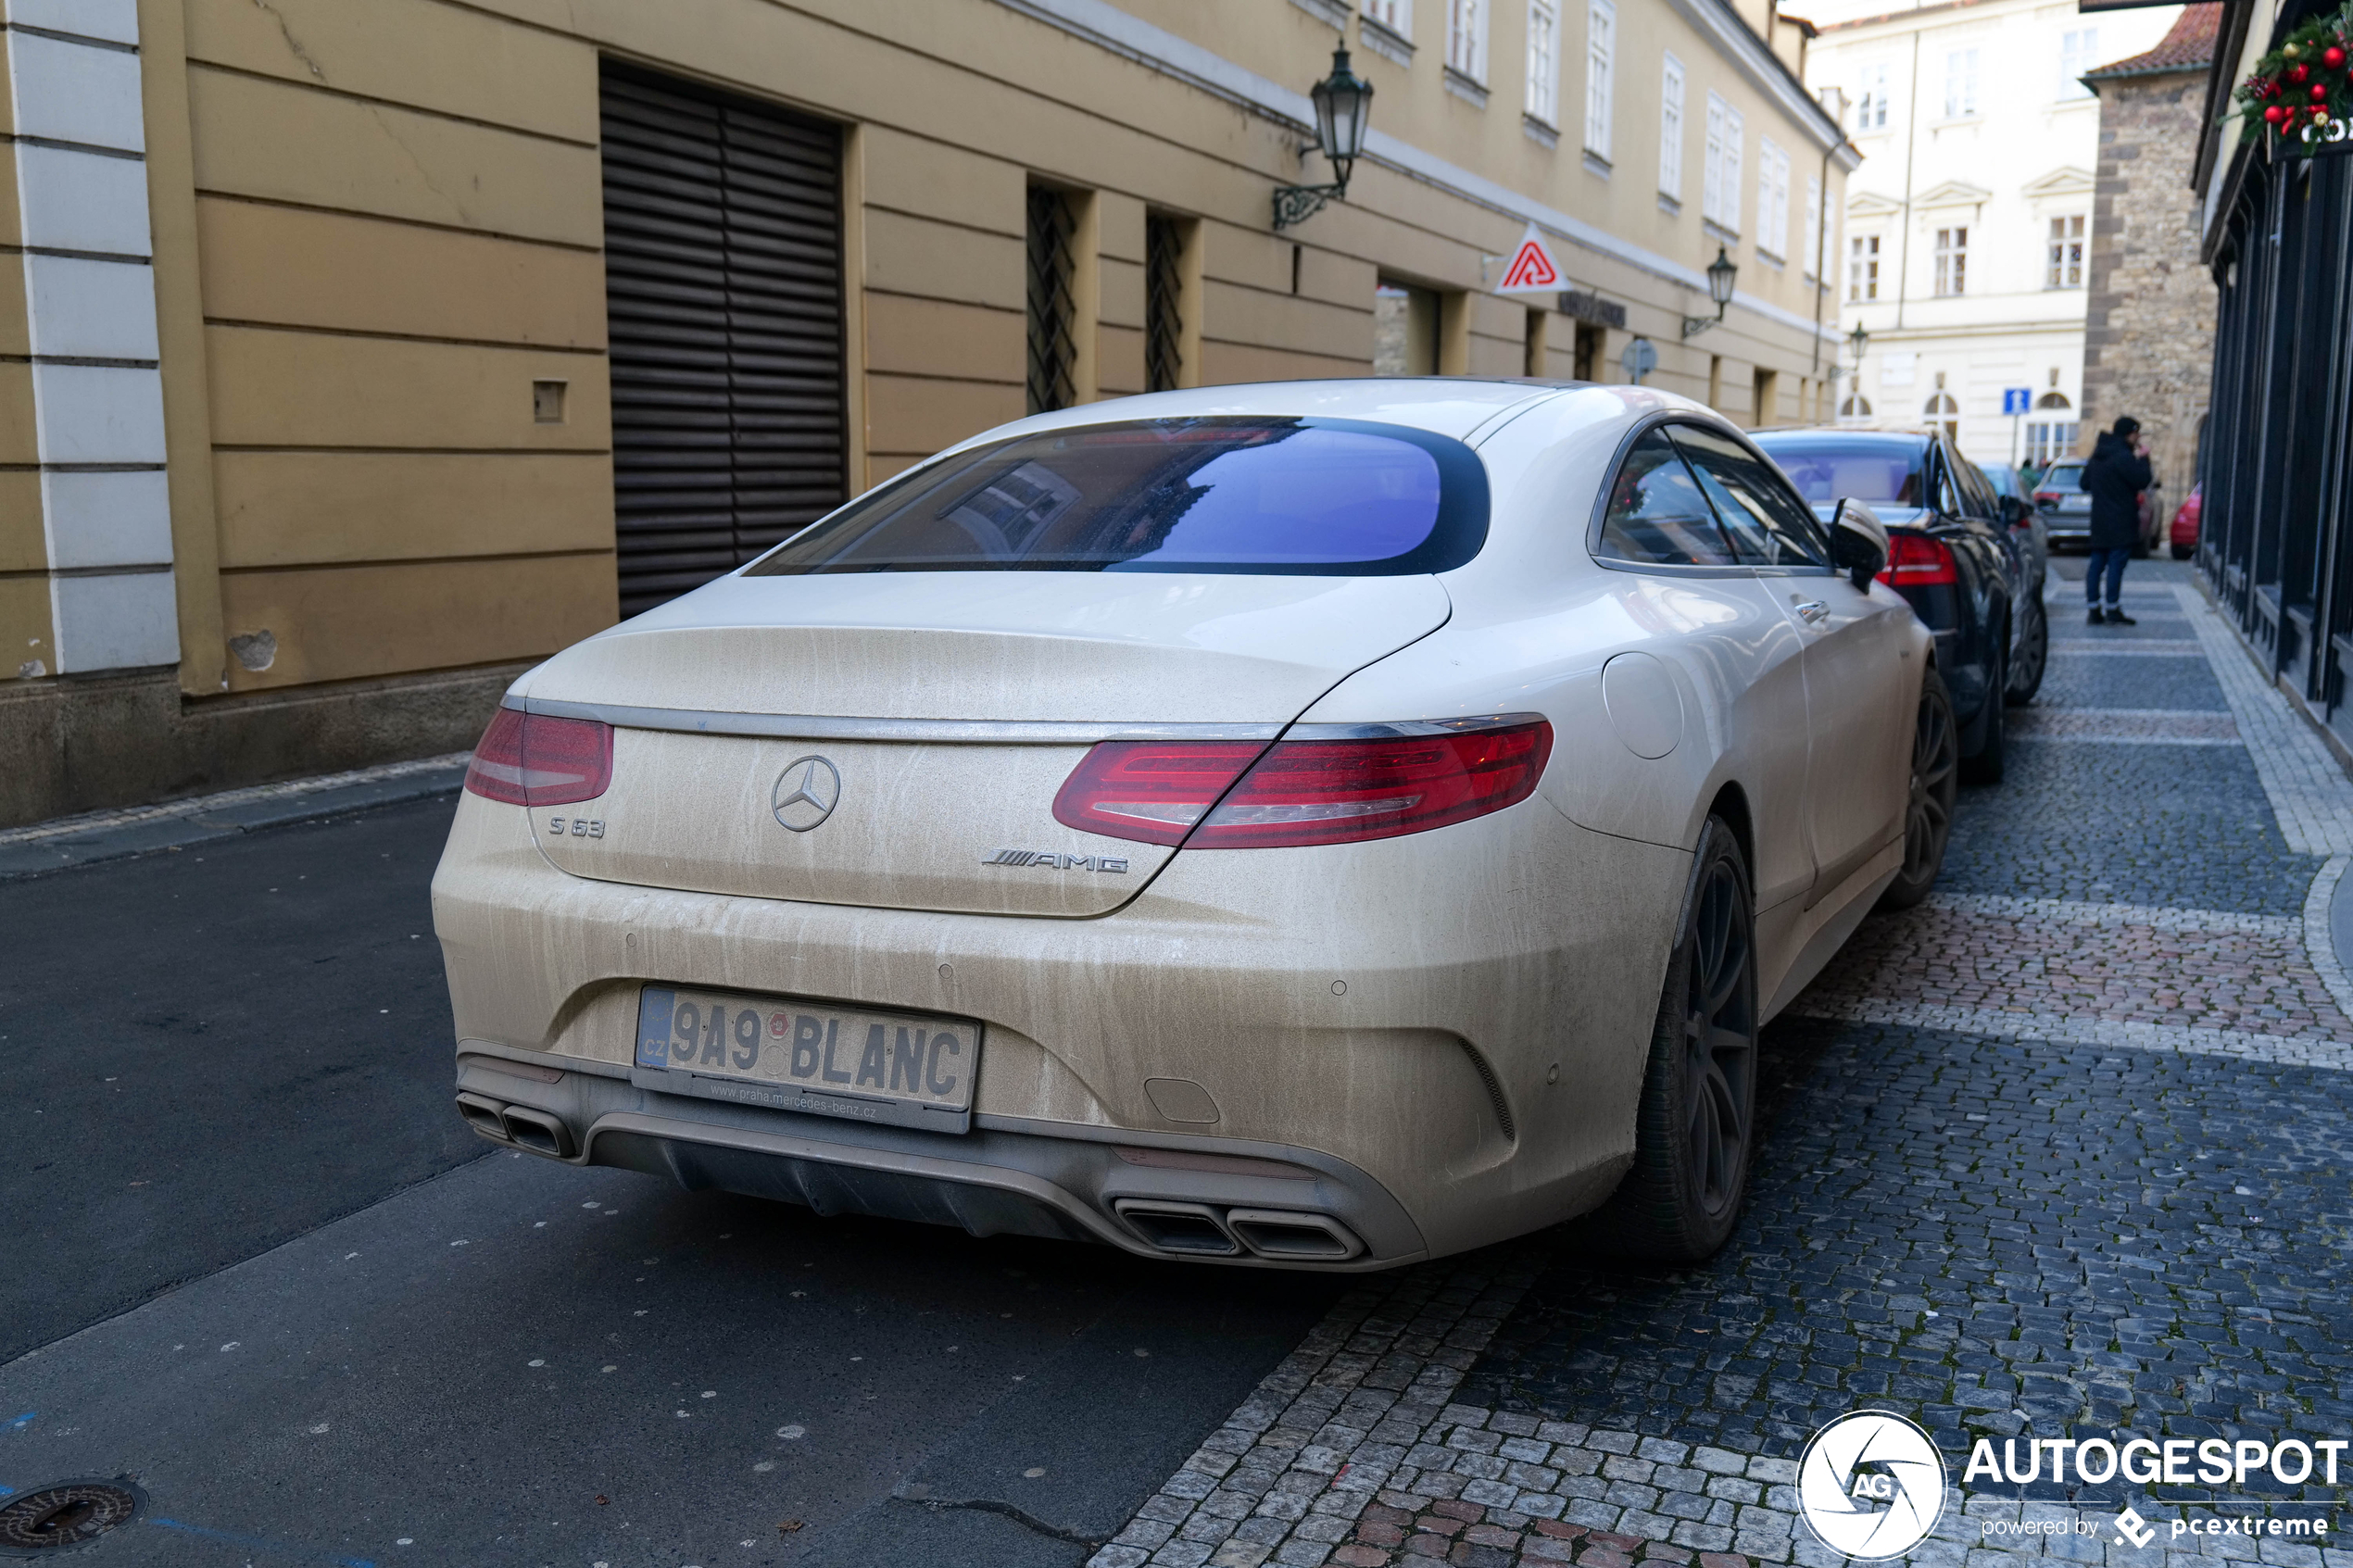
top-left (2002, 388), bottom-right (2032, 415)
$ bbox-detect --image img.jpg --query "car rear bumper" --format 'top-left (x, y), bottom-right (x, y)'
top-left (456, 1046), bottom-right (1428, 1267)
top-left (431, 790), bottom-right (1684, 1266)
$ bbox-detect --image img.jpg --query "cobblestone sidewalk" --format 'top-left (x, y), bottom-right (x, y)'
top-left (1089, 565), bottom-right (2353, 1568)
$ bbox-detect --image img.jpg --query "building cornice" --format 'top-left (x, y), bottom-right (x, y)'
top-left (990, 0), bottom-right (1850, 341)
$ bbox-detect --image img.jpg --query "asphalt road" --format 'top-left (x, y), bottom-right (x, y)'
top-left (0, 796), bottom-right (1338, 1566)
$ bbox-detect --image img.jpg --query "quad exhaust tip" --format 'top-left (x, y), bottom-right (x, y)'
top-left (1113, 1199), bottom-right (1363, 1262)
top-left (453, 1093), bottom-right (576, 1160)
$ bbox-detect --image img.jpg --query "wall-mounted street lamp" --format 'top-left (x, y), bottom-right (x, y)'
top-left (1273, 49), bottom-right (1374, 231)
top-left (1847, 320), bottom-right (1870, 370)
top-left (1680, 247), bottom-right (1739, 338)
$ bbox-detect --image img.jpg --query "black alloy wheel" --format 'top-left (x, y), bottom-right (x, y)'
top-left (1591, 816), bottom-right (1758, 1262)
top-left (1879, 663), bottom-right (1958, 910)
top-left (2005, 595), bottom-right (2047, 706)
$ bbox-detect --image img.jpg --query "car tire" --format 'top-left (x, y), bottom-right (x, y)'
top-left (2004, 596), bottom-right (2047, 707)
top-left (1878, 664), bottom-right (1958, 911)
top-left (1589, 816), bottom-right (1759, 1264)
top-left (2171, 543), bottom-right (2194, 560)
top-left (1960, 642), bottom-right (2006, 785)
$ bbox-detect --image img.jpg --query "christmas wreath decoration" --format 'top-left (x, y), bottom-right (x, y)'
top-left (2233, 2), bottom-right (2353, 144)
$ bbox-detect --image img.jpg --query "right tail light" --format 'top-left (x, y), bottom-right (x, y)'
top-left (1877, 533), bottom-right (1959, 587)
top-left (1053, 719), bottom-right (1553, 849)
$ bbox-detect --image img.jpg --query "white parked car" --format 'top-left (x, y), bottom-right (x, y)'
top-left (433, 380), bottom-right (1951, 1269)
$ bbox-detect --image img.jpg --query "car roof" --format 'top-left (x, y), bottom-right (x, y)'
top-left (922, 379), bottom-right (1710, 457)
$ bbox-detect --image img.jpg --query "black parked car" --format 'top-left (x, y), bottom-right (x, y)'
top-left (1751, 429), bottom-right (2044, 784)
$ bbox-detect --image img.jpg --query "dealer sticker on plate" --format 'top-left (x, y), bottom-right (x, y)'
top-left (632, 985), bottom-right (978, 1135)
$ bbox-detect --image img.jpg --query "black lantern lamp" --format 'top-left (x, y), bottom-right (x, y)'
top-left (1274, 49), bottom-right (1374, 231)
top-left (1847, 320), bottom-right (1870, 370)
top-left (1681, 246), bottom-right (1739, 338)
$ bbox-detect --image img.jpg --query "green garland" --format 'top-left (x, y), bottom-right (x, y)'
top-left (2233, 2), bottom-right (2353, 144)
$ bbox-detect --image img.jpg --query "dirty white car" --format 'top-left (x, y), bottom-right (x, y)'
top-left (433, 380), bottom-right (1949, 1269)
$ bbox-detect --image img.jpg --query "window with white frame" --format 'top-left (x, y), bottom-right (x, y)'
top-left (1848, 234), bottom-right (1879, 301)
top-left (1856, 63), bottom-right (1889, 131)
top-left (2058, 28), bottom-right (2098, 99)
top-left (1923, 391), bottom-right (1959, 443)
top-left (2046, 215), bottom-right (2085, 286)
top-left (1943, 48), bottom-right (1979, 117)
top-left (1702, 93), bottom-right (1743, 232)
top-left (1365, 0), bottom-right (1414, 35)
top-left (2025, 420), bottom-right (2078, 464)
top-left (1659, 54), bottom-right (1685, 198)
top-left (1804, 175), bottom-right (1823, 278)
top-left (1582, 0), bottom-right (1615, 157)
top-left (1933, 226), bottom-right (1968, 295)
top-left (1448, 0), bottom-right (1487, 81)
top-left (1526, 0), bottom-right (1559, 123)
top-left (1756, 139), bottom-right (1790, 260)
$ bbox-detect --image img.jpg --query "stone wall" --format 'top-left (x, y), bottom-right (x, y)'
top-left (2082, 69), bottom-right (2221, 508)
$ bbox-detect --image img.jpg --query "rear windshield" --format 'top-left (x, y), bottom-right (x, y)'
top-left (745, 417), bottom-right (1488, 577)
top-left (1751, 434), bottom-right (1926, 509)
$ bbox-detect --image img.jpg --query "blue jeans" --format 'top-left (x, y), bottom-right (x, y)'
top-left (2085, 548), bottom-right (2129, 610)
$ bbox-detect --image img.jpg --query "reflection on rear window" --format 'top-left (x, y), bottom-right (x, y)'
top-left (1752, 435), bottom-right (1925, 508)
top-left (745, 417), bottom-right (1486, 576)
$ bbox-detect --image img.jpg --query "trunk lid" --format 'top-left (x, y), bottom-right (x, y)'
top-left (518, 572), bottom-right (1452, 915)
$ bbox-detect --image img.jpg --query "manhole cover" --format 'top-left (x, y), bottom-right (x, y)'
top-left (0, 1482), bottom-right (143, 1551)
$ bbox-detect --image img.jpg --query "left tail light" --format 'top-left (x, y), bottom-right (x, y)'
top-left (464, 708), bottom-right (613, 807)
top-left (1053, 719), bottom-right (1553, 849)
top-left (1877, 533), bottom-right (1959, 587)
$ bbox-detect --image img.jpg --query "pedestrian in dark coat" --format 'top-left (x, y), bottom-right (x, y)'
top-left (2081, 417), bottom-right (2153, 625)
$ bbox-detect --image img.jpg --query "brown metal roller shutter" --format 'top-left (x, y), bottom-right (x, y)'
top-left (599, 62), bottom-right (845, 618)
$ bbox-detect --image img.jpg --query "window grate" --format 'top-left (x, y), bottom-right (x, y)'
top-left (1145, 214), bottom-right (1183, 394)
top-left (1026, 185), bottom-right (1078, 415)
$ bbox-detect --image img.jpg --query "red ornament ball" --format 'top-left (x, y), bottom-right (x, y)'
top-left (2289, 63), bottom-right (2310, 83)
top-left (2267, 103), bottom-right (2288, 122)
top-left (2327, 45), bottom-right (2348, 68)
top-left (2314, 82), bottom-right (2331, 101)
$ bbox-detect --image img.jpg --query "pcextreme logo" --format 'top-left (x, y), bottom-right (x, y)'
top-left (1796, 1411), bottom-right (1948, 1560)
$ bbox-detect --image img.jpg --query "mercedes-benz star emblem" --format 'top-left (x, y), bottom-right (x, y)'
top-left (772, 756), bottom-right (842, 833)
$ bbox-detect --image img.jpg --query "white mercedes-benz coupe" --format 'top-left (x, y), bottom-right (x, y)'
top-left (433, 379), bottom-right (1954, 1269)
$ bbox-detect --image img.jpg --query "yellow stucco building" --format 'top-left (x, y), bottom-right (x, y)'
top-left (0, 0), bottom-right (1855, 823)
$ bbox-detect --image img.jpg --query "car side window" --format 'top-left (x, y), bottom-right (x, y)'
top-left (1931, 453), bottom-right (1965, 518)
top-left (1950, 449), bottom-right (2000, 519)
top-left (1668, 425), bottom-right (1829, 569)
top-left (1594, 429), bottom-right (1739, 567)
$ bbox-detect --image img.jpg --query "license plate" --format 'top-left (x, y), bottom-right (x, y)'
top-left (2059, 496), bottom-right (2091, 512)
top-left (632, 986), bottom-right (978, 1134)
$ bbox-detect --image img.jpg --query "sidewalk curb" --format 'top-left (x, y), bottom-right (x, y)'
top-left (0, 754), bottom-right (470, 880)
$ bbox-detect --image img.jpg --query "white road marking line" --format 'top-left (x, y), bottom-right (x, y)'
top-left (1788, 998), bottom-right (2353, 1071)
top-left (1927, 892), bottom-right (2298, 936)
top-left (2009, 734), bottom-right (2244, 746)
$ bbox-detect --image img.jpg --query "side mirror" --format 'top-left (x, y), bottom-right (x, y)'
top-left (2000, 494), bottom-right (2030, 526)
top-left (1829, 498), bottom-right (1889, 589)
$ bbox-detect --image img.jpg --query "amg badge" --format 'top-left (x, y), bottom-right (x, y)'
top-left (983, 849), bottom-right (1129, 872)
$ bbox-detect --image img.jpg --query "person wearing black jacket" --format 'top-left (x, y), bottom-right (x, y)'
top-left (2081, 417), bottom-right (2154, 625)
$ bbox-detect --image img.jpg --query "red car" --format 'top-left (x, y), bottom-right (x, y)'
top-left (2171, 483), bottom-right (2201, 560)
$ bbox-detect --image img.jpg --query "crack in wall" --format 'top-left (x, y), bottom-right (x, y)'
top-left (246, 0), bottom-right (327, 82)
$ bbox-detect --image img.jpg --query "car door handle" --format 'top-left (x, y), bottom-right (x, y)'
top-left (1793, 600), bottom-right (1831, 625)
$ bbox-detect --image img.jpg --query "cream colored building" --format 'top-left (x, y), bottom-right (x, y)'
top-left (1, 0), bottom-right (1856, 824)
top-left (1805, 0), bottom-right (2180, 472)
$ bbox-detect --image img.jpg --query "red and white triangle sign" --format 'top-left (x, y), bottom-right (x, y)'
top-left (1495, 223), bottom-right (1562, 295)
